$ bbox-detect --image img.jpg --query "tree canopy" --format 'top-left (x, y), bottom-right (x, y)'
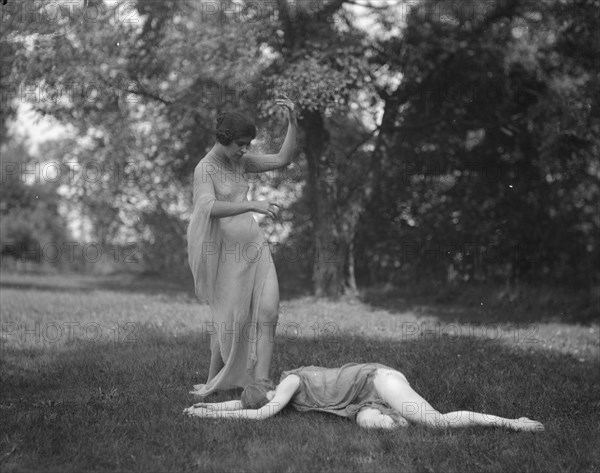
top-left (1, 0), bottom-right (598, 295)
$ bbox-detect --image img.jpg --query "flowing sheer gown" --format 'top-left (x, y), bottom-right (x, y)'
top-left (187, 151), bottom-right (272, 396)
top-left (280, 363), bottom-right (407, 422)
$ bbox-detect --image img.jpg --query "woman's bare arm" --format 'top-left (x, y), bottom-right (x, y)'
top-left (188, 400), bottom-right (243, 411)
top-left (184, 375), bottom-right (301, 421)
top-left (241, 96), bottom-right (297, 173)
top-left (211, 200), bottom-right (257, 218)
top-left (194, 165), bottom-right (277, 219)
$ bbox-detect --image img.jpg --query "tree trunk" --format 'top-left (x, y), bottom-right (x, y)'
top-left (276, 0), bottom-right (362, 299)
top-left (299, 109), bottom-right (346, 297)
top-left (298, 86), bottom-right (408, 297)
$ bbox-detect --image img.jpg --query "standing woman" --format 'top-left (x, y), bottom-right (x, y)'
top-left (187, 96), bottom-right (297, 397)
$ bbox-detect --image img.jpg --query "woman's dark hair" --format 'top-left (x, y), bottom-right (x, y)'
top-left (216, 111), bottom-right (257, 145)
top-left (241, 378), bottom-right (275, 409)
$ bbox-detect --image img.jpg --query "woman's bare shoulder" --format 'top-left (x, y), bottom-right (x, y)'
top-left (278, 373), bottom-right (301, 390)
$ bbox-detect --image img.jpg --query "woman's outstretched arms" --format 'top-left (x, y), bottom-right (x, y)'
top-left (241, 96), bottom-right (298, 173)
top-left (211, 200), bottom-right (277, 219)
top-left (188, 400), bottom-right (243, 411)
top-left (184, 375), bottom-right (301, 421)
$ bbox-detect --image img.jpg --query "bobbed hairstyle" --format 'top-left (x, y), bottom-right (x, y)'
top-left (241, 378), bottom-right (276, 409)
top-left (216, 111), bottom-right (257, 145)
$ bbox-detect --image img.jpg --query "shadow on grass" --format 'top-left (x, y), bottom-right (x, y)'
top-left (0, 267), bottom-right (314, 301)
top-left (361, 284), bottom-right (600, 325)
top-left (0, 271), bottom-right (197, 298)
top-left (0, 269), bottom-right (311, 300)
top-left (2, 325), bottom-right (600, 473)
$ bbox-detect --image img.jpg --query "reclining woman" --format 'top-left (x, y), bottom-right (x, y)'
top-left (184, 362), bottom-right (544, 431)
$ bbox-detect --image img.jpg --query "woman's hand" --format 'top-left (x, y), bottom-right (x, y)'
top-left (253, 201), bottom-right (280, 219)
top-left (276, 94), bottom-right (297, 125)
top-left (184, 406), bottom-right (219, 418)
top-left (190, 402), bottom-right (211, 409)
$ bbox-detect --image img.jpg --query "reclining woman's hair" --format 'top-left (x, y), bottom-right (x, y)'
top-left (216, 111), bottom-right (257, 145)
top-left (241, 379), bottom-right (276, 409)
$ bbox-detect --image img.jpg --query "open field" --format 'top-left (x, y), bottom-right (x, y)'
top-left (1, 271), bottom-right (599, 472)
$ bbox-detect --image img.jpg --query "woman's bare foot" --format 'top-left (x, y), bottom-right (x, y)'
top-left (511, 417), bottom-right (545, 432)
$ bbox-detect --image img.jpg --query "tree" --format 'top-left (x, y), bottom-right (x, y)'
top-left (266, 0), bottom-right (393, 297)
top-left (0, 140), bottom-right (71, 266)
top-left (4, 0), bottom-right (596, 294)
top-left (356, 0), bottom-right (600, 287)
top-left (3, 0), bottom-right (386, 294)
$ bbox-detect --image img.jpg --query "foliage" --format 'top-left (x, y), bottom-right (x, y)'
top-left (1, 0), bottom-right (597, 291)
top-left (0, 141), bottom-right (71, 265)
top-left (356, 0), bottom-right (600, 287)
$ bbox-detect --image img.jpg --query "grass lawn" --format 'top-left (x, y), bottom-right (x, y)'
top-left (1, 271), bottom-right (599, 473)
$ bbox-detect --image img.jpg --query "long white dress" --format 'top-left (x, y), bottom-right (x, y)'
top-left (187, 151), bottom-right (272, 396)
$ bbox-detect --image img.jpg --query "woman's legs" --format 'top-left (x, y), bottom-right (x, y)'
top-left (356, 407), bottom-right (409, 430)
top-left (254, 264), bottom-right (279, 380)
top-left (373, 369), bottom-right (544, 432)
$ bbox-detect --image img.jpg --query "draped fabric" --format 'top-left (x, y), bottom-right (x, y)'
top-left (187, 152), bottom-right (272, 396)
top-left (280, 363), bottom-right (406, 421)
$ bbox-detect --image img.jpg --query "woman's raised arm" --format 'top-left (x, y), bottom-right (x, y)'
top-left (241, 96), bottom-right (298, 173)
